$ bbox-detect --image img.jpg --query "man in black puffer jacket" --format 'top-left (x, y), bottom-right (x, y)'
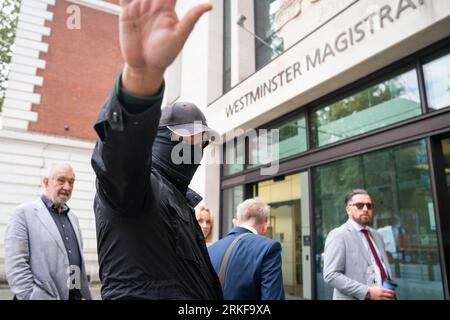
top-left (91, 0), bottom-right (222, 300)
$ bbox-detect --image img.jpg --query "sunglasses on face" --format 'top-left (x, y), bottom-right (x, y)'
top-left (348, 202), bottom-right (374, 210)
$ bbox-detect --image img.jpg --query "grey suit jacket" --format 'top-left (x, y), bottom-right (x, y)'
top-left (4, 198), bottom-right (92, 300)
top-left (323, 220), bottom-right (391, 300)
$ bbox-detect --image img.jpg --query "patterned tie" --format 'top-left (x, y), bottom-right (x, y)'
top-left (361, 229), bottom-right (387, 283)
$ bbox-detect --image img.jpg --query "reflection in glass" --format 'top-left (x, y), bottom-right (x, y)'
top-left (274, 115), bottom-right (307, 159)
top-left (255, 0), bottom-right (285, 70)
top-left (221, 186), bottom-right (244, 237)
top-left (442, 138), bottom-right (450, 203)
top-left (223, 138), bottom-right (245, 176)
top-left (249, 114), bottom-right (307, 168)
top-left (423, 51), bottom-right (450, 111)
top-left (311, 69), bottom-right (421, 147)
top-left (313, 140), bottom-right (445, 299)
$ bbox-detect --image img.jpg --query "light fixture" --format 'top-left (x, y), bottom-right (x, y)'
top-left (236, 14), bottom-right (277, 54)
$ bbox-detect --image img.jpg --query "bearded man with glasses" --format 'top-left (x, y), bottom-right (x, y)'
top-left (323, 189), bottom-right (396, 300)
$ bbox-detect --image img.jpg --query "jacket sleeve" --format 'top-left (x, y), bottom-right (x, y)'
top-left (4, 208), bottom-right (54, 300)
top-left (70, 214), bottom-right (93, 300)
top-left (91, 84), bottom-right (163, 214)
top-left (260, 241), bottom-right (285, 300)
top-left (323, 229), bottom-right (368, 300)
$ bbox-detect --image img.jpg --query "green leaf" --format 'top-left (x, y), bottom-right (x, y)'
top-left (0, 0), bottom-right (21, 112)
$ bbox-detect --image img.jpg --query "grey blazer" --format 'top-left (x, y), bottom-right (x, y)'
top-left (4, 198), bottom-right (92, 300)
top-left (323, 220), bottom-right (391, 300)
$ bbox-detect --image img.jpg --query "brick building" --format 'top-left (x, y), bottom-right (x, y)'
top-left (2, 0), bottom-right (449, 301)
top-left (0, 0), bottom-right (123, 284)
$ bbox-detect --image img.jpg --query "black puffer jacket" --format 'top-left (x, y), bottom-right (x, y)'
top-left (91, 92), bottom-right (223, 300)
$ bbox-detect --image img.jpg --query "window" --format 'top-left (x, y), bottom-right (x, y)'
top-left (311, 68), bottom-right (421, 147)
top-left (223, 138), bottom-right (245, 176)
top-left (221, 186), bottom-right (244, 236)
top-left (249, 114), bottom-right (307, 168)
top-left (442, 138), bottom-right (450, 203)
top-left (313, 140), bottom-right (445, 300)
top-left (223, 0), bottom-right (231, 93)
top-left (275, 114), bottom-right (307, 159)
top-left (254, 0), bottom-right (284, 70)
top-left (423, 48), bottom-right (450, 111)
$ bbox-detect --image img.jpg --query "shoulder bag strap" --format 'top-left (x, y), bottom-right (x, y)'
top-left (218, 232), bottom-right (251, 290)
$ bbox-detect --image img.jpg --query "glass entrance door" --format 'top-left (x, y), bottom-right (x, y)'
top-left (253, 172), bottom-right (311, 299)
top-left (441, 138), bottom-right (450, 203)
top-left (313, 139), bottom-right (446, 299)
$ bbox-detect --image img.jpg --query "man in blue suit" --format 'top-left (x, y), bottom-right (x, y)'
top-left (208, 198), bottom-right (285, 300)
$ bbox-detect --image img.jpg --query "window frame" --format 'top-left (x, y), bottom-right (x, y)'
top-left (219, 38), bottom-right (450, 299)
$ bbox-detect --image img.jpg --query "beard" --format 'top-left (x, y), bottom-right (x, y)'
top-left (53, 193), bottom-right (71, 208)
top-left (358, 213), bottom-right (372, 226)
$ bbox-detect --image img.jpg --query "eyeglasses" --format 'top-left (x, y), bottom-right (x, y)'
top-left (349, 202), bottom-right (373, 210)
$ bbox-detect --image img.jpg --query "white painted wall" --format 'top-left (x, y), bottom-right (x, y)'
top-left (161, 0), bottom-right (224, 242)
top-left (206, 0), bottom-right (450, 136)
top-left (0, 130), bottom-right (98, 283)
top-left (0, 0), bottom-right (124, 285)
top-left (1, 0), bottom-right (54, 131)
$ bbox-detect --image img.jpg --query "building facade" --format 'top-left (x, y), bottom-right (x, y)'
top-left (0, 0), bottom-right (449, 300)
top-left (0, 0), bottom-right (123, 284)
top-left (172, 0), bottom-right (450, 300)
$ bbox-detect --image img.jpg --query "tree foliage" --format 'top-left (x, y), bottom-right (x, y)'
top-left (0, 0), bottom-right (21, 112)
top-left (311, 75), bottom-right (409, 146)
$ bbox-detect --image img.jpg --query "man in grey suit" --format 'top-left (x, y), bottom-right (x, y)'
top-left (4, 163), bottom-right (92, 300)
top-left (323, 189), bottom-right (396, 300)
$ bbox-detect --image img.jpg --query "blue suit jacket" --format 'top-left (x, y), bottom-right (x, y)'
top-left (208, 227), bottom-right (285, 300)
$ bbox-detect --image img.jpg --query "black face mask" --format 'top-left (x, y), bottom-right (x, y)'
top-left (152, 128), bottom-right (204, 195)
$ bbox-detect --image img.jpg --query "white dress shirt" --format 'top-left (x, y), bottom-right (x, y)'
top-left (239, 224), bottom-right (258, 235)
top-left (348, 219), bottom-right (388, 287)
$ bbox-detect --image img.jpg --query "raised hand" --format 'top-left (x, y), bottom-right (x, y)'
top-left (119, 0), bottom-right (212, 96)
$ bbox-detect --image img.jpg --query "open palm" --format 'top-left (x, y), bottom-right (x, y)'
top-left (120, 0), bottom-right (211, 82)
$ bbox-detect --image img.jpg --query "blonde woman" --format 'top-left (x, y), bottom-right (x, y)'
top-left (196, 206), bottom-right (213, 243)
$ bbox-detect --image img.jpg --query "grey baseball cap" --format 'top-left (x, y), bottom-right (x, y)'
top-left (159, 101), bottom-right (219, 140)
